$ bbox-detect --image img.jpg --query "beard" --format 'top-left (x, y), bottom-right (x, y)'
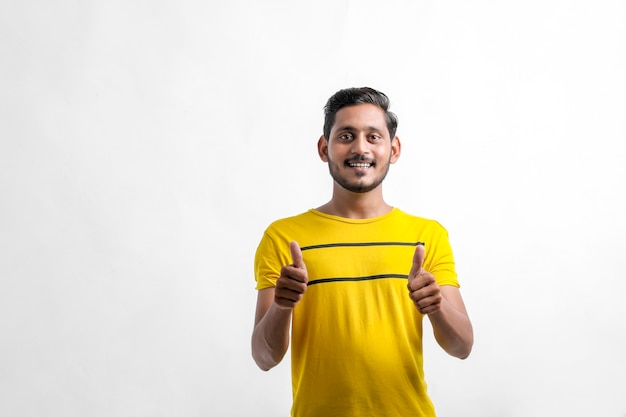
top-left (327, 155), bottom-right (392, 193)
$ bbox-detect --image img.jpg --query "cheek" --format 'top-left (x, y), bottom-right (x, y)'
top-left (325, 147), bottom-right (340, 162)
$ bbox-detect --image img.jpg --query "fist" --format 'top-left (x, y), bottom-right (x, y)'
top-left (274, 241), bottom-right (308, 310)
top-left (407, 243), bottom-right (442, 314)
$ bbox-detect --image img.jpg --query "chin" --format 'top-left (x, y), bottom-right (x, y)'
top-left (342, 181), bottom-right (380, 193)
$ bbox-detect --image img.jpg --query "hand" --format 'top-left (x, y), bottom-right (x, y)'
top-left (274, 241), bottom-right (308, 310)
top-left (407, 244), bottom-right (442, 314)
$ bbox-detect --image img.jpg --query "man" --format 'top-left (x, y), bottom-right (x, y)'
top-left (251, 87), bottom-right (473, 417)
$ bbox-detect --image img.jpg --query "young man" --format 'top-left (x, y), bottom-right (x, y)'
top-left (252, 87), bottom-right (473, 417)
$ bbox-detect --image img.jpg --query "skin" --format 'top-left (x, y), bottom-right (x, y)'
top-left (252, 103), bottom-right (473, 371)
top-left (407, 243), bottom-right (473, 359)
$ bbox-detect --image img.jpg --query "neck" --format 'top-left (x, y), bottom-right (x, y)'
top-left (316, 184), bottom-right (392, 219)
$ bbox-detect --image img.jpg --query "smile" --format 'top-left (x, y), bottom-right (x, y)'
top-left (347, 161), bottom-right (374, 168)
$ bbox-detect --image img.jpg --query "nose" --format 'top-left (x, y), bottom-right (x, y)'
top-left (351, 134), bottom-right (369, 156)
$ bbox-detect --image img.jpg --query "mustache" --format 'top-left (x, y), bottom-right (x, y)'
top-left (345, 155), bottom-right (375, 164)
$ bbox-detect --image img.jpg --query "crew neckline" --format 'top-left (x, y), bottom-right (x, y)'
top-left (308, 207), bottom-right (399, 223)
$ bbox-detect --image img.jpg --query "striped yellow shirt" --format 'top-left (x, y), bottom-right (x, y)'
top-left (255, 208), bottom-right (458, 417)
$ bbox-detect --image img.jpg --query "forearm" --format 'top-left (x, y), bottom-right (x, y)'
top-left (428, 296), bottom-right (474, 359)
top-left (251, 303), bottom-right (292, 371)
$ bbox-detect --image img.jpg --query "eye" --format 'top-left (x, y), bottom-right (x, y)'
top-left (338, 133), bottom-right (353, 142)
top-left (369, 134), bottom-right (382, 141)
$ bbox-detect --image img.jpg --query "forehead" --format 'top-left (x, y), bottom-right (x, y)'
top-left (332, 104), bottom-right (387, 133)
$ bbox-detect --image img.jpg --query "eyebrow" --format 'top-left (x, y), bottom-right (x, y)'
top-left (336, 125), bottom-right (385, 133)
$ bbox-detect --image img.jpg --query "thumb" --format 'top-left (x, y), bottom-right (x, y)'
top-left (290, 241), bottom-right (305, 269)
top-left (408, 242), bottom-right (425, 279)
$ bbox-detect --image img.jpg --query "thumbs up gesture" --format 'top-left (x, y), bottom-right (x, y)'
top-left (407, 243), bottom-right (442, 315)
top-left (274, 241), bottom-right (309, 310)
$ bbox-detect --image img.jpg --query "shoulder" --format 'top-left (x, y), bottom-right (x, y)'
top-left (392, 208), bottom-right (448, 232)
top-left (265, 210), bottom-right (317, 232)
top-left (259, 210), bottom-right (323, 248)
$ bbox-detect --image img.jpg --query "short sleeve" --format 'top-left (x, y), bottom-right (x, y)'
top-left (426, 221), bottom-right (459, 288)
top-left (254, 228), bottom-right (290, 290)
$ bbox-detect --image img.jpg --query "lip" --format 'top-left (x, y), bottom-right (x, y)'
top-left (345, 159), bottom-right (375, 169)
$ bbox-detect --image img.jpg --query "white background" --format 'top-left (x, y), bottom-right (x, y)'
top-left (1, 1), bottom-right (625, 416)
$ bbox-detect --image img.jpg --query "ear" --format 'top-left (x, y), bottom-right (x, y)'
top-left (390, 135), bottom-right (401, 164)
top-left (317, 135), bottom-right (329, 162)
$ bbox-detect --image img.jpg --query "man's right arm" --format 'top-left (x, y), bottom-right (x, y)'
top-left (251, 288), bottom-right (293, 371)
top-left (251, 241), bottom-right (307, 371)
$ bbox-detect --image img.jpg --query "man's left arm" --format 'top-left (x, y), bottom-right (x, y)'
top-left (407, 244), bottom-right (474, 359)
top-left (427, 285), bottom-right (473, 359)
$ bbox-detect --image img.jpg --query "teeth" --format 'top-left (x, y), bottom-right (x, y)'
top-left (349, 163), bottom-right (371, 168)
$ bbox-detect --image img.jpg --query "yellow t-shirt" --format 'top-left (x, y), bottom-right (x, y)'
top-left (255, 208), bottom-right (458, 417)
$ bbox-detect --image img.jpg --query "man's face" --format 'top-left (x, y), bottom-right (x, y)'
top-left (319, 103), bottom-right (400, 193)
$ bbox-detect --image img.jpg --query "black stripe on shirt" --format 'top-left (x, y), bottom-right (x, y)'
top-left (307, 274), bottom-right (408, 286)
top-left (300, 241), bottom-right (424, 251)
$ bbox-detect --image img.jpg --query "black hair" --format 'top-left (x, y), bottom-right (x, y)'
top-left (323, 87), bottom-right (398, 139)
